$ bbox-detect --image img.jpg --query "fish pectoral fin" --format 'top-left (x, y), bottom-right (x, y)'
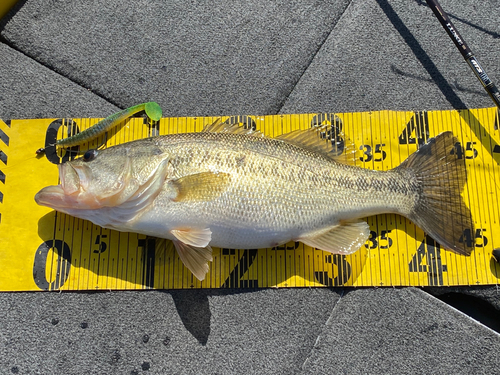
top-left (173, 240), bottom-right (213, 281)
top-left (170, 227), bottom-right (212, 248)
top-left (171, 172), bottom-right (231, 202)
top-left (299, 220), bottom-right (370, 255)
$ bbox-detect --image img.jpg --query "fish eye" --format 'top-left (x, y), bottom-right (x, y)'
top-left (83, 149), bottom-right (98, 162)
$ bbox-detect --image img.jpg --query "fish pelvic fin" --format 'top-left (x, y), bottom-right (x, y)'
top-left (394, 131), bottom-right (474, 255)
top-left (299, 220), bottom-right (370, 255)
top-left (170, 227), bottom-right (212, 248)
top-left (154, 236), bottom-right (213, 281)
top-left (173, 241), bottom-right (213, 281)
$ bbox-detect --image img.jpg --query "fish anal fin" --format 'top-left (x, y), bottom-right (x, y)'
top-left (173, 240), bottom-right (213, 281)
top-left (153, 236), bottom-right (212, 281)
top-left (299, 220), bottom-right (370, 255)
top-left (171, 172), bottom-right (230, 202)
top-left (171, 227), bottom-right (212, 248)
top-left (276, 125), bottom-right (357, 165)
top-left (202, 118), bottom-right (264, 137)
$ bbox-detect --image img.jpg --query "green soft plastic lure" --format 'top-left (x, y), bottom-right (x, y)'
top-left (36, 102), bottom-right (162, 155)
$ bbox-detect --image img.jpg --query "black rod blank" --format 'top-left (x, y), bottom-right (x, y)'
top-left (425, 0), bottom-right (500, 109)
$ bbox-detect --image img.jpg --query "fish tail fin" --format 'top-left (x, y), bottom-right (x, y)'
top-left (394, 131), bottom-right (474, 255)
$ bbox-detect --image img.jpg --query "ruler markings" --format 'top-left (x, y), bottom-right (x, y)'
top-left (0, 109), bottom-right (499, 290)
top-left (474, 109), bottom-right (490, 284)
top-left (467, 110), bottom-right (486, 284)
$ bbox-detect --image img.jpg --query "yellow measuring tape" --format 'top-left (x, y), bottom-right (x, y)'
top-left (1, 107), bottom-right (499, 291)
top-left (0, 0), bottom-right (19, 20)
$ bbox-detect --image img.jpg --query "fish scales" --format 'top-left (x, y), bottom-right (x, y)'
top-left (35, 127), bottom-right (474, 280)
top-left (122, 132), bottom-right (415, 246)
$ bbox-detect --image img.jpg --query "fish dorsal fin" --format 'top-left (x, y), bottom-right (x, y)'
top-left (276, 125), bottom-right (357, 165)
top-left (173, 240), bottom-right (213, 281)
top-left (171, 171), bottom-right (230, 202)
top-left (298, 220), bottom-right (370, 255)
top-left (202, 118), bottom-right (264, 137)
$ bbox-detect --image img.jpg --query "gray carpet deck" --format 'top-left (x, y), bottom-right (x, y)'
top-left (280, 0), bottom-right (500, 113)
top-left (1, 1), bottom-right (499, 374)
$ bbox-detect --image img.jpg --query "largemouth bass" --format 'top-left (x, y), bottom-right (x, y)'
top-left (35, 121), bottom-right (474, 280)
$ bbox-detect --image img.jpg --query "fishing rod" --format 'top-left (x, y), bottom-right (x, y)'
top-left (425, 0), bottom-right (500, 109)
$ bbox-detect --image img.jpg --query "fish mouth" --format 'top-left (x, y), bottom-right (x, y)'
top-left (35, 163), bottom-right (95, 209)
top-left (35, 157), bottom-right (167, 214)
top-left (35, 184), bottom-right (74, 209)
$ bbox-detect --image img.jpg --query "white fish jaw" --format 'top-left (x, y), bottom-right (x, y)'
top-left (35, 163), bottom-right (104, 210)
